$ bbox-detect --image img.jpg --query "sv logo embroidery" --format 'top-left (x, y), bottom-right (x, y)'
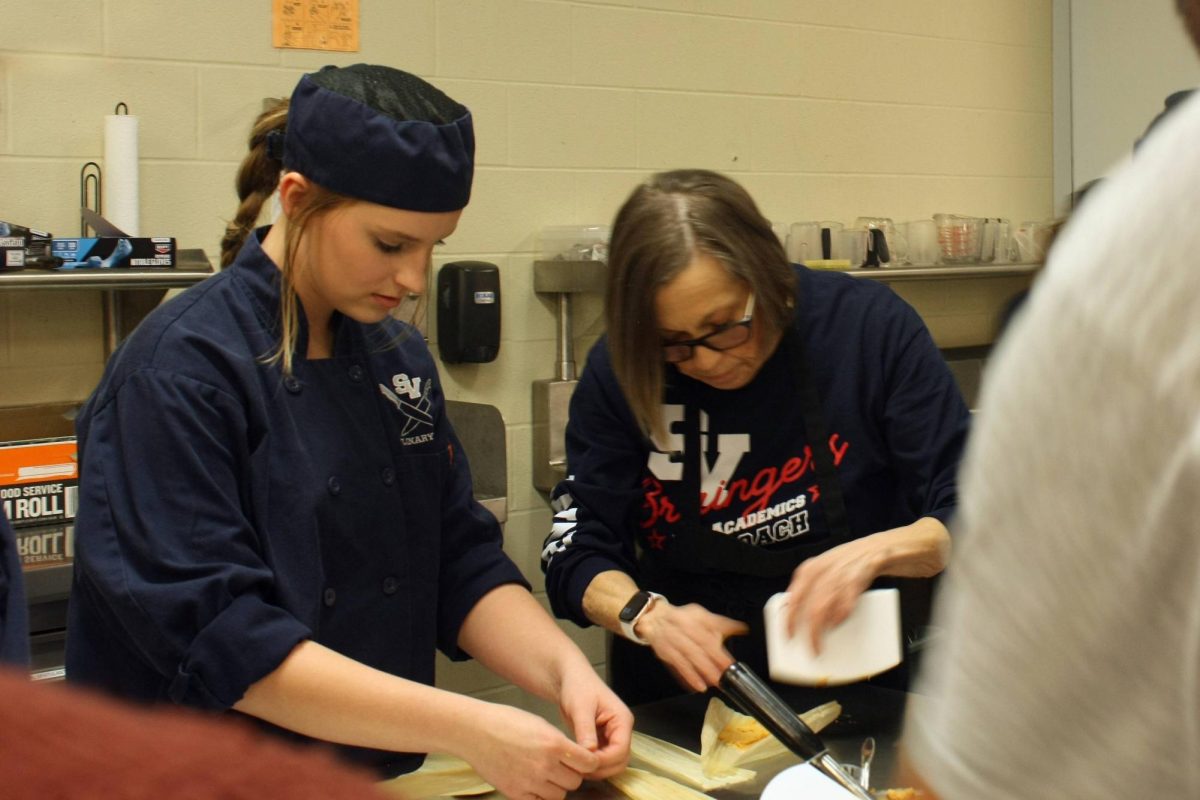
top-left (379, 373), bottom-right (434, 439)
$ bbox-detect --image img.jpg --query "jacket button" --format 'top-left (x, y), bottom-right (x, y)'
top-left (323, 587), bottom-right (337, 607)
top-left (380, 467), bottom-right (395, 486)
top-left (382, 576), bottom-right (399, 595)
top-left (283, 375), bottom-right (302, 394)
top-left (348, 364), bottom-right (365, 383)
top-left (327, 476), bottom-right (341, 496)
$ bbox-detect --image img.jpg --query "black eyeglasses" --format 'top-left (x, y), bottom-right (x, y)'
top-left (661, 294), bottom-right (755, 363)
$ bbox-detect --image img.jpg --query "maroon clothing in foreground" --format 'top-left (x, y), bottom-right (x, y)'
top-left (0, 668), bottom-right (391, 799)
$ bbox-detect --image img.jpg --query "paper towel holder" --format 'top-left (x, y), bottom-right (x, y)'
top-left (79, 162), bottom-right (102, 236)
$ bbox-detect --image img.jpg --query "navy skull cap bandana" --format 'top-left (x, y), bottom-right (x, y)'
top-left (282, 64), bottom-right (475, 212)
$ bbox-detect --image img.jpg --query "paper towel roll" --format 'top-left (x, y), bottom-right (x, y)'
top-left (103, 112), bottom-right (140, 236)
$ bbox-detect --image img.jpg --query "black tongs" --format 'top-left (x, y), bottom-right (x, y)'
top-left (719, 662), bottom-right (875, 799)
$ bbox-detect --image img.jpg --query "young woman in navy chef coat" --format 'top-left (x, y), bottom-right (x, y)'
top-left (65, 64), bottom-right (631, 796)
top-left (541, 170), bottom-right (969, 707)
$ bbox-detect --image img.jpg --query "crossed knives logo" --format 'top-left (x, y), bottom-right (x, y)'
top-left (378, 373), bottom-right (433, 437)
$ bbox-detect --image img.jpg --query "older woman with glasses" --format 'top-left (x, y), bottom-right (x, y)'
top-left (541, 169), bottom-right (969, 706)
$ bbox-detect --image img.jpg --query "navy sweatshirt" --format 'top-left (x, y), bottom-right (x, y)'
top-left (542, 265), bottom-right (969, 624)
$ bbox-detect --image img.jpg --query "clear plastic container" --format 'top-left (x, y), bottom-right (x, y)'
top-left (933, 214), bottom-right (984, 264)
top-left (538, 225), bottom-right (610, 262)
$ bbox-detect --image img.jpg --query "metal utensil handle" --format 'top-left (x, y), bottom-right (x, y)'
top-left (812, 752), bottom-right (878, 800)
top-left (860, 735), bottom-right (876, 790)
top-left (719, 663), bottom-right (875, 800)
top-left (718, 662), bottom-right (828, 760)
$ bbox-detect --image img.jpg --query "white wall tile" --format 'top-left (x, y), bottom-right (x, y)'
top-left (788, 28), bottom-right (1050, 111)
top-left (198, 67), bottom-right (308, 162)
top-left (645, 0), bottom-right (1050, 47)
top-left (448, 168), bottom-right (579, 255)
top-left (104, 0), bottom-right (277, 64)
top-left (573, 5), bottom-right (798, 95)
top-left (748, 97), bottom-right (1052, 178)
top-left (940, 0), bottom-right (1052, 48)
top-left (7, 56), bottom-right (197, 159)
top-left (437, 79), bottom-right (510, 167)
top-left (0, 1), bottom-right (103, 54)
top-left (439, 337), bottom-right (557, 426)
top-left (141, 162), bottom-right (244, 258)
top-left (437, 0), bottom-right (572, 82)
top-left (1, 160), bottom-right (101, 237)
top-left (505, 423), bottom-right (545, 514)
top-left (508, 86), bottom-right (638, 168)
top-left (570, 170), bottom-right (645, 225)
top-left (0, 59), bottom-right (7, 155)
top-left (635, 91), bottom-right (753, 171)
top-left (493, 257), bottom-right (560, 343)
top-left (501, 506), bottom-right (553, 581)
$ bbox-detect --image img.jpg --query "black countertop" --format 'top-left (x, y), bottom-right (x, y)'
top-left (428, 684), bottom-right (911, 799)
top-left (627, 683), bottom-right (909, 798)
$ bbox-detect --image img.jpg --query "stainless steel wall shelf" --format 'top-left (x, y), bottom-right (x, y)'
top-left (844, 261), bottom-right (1041, 282)
top-left (0, 248), bottom-right (214, 290)
top-left (0, 249), bottom-right (214, 357)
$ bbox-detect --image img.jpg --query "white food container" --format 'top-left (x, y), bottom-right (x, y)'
top-left (763, 588), bottom-right (902, 686)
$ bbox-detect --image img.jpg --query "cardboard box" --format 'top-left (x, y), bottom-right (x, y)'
top-left (0, 438), bottom-right (78, 529)
top-left (51, 235), bottom-right (176, 269)
top-left (14, 522), bottom-right (73, 571)
top-left (0, 219), bottom-right (55, 270)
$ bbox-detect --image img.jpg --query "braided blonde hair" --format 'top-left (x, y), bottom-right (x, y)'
top-left (220, 99), bottom-right (350, 375)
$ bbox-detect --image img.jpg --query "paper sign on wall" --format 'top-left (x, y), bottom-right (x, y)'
top-left (272, 0), bottom-right (359, 52)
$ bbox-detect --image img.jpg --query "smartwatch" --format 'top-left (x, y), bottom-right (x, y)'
top-left (618, 590), bottom-right (664, 645)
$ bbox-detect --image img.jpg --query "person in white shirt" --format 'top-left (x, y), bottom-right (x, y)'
top-left (902, 2), bottom-right (1200, 797)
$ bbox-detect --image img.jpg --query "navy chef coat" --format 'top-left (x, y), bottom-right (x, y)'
top-left (66, 228), bottom-right (527, 776)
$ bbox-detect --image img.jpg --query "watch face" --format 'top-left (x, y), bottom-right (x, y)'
top-left (619, 590), bottom-right (651, 623)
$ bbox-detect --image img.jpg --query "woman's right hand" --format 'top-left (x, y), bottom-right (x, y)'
top-left (635, 600), bottom-right (749, 692)
top-left (460, 702), bottom-right (600, 800)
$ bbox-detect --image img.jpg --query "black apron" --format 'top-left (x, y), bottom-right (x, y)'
top-left (610, 326), bottom-right (911, 705)
top-left (656, 326), bottom-right (853, 578)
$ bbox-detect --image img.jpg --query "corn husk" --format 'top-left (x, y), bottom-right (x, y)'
top-left (629, 730), bottom-right (756, 791)
top-left (699, 697), bottom-right (841, 776)
top-left (378, 753), bottom-right (494, 797)
top-left (608, 766), bottom-right (717, 800)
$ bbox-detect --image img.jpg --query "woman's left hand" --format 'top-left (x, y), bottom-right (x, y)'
top-left (557, 662), bottom-right (634, 780)
top-left (783, 536), bottom-right (881, 653)
top-left (783, 517), bottom-right (951, 652)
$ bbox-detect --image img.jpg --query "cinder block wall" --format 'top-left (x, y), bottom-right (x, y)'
top-left (0, 0), bottom-right (1053, 718)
